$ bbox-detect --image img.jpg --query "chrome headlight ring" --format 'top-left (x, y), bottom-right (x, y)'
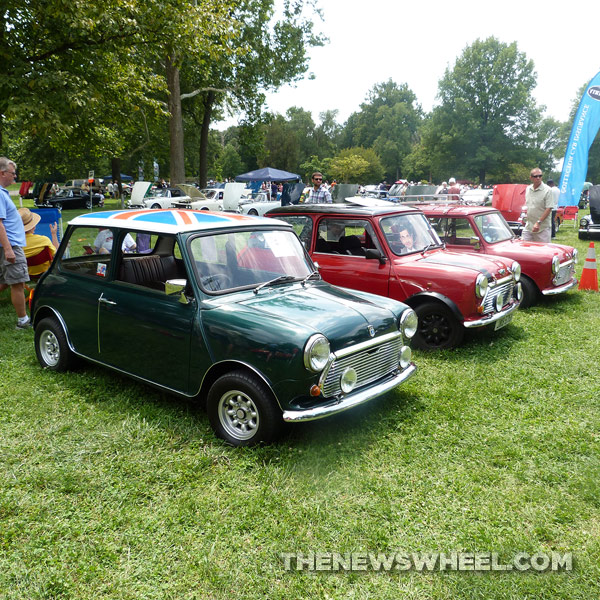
top-left (303, 334), bottom-right (330, 372)
top-left (475, 273), bottom-right (488, 298)
top-left (551, 255), bottom-right (560, 275)
top-left (400, 309), bottom-right (418, 339)
top-left (511, 261), bottom-right (521, 282)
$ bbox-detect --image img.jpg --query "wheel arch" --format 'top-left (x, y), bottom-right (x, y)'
top-left (32, 306), bottom-right (76, 350)
top-left (403, 291), bottom-right (464, 323)
top-left (195, 360), bottom-right (282, 410)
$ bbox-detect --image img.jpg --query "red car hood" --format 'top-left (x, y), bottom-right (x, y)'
top-left (409, 249), bottom-right (513, 278)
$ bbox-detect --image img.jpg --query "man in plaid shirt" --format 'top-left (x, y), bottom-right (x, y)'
top-left (306, 172), bottom-right (332, 203)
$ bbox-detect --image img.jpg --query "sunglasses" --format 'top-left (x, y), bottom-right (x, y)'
top-left (531, 174), bottom-right (542, 178)
top-left (313, 177), bottom-right (322, 181)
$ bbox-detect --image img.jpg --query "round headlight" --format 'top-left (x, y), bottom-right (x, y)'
top-left (572, 248), bottom-right (578, 264)
top-left (551, 255), bottom-right (560, 274)
top-left (511, 261), bottom-right (521, 282)
top-left (340, 367), bottom-right (357, 394)
top-left (475, 273), bottom-right (488, 298)
top-left (495, 292), bottom-right (504, 312)
top-left (399, 345), bottom-right (412, 369)
top-left (400, 309), bottom-right (418, 339)
top-left (304, 334), bottom-right (330, 372)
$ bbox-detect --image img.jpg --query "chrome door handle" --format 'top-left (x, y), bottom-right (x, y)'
top-left (98, 295), bottom-right (117, 306)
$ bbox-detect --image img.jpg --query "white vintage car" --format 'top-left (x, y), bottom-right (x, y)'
top-left (238, 192), bottom-right (281, 216)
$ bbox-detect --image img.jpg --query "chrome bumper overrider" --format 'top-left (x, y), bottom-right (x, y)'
top-left (282, 363), bottom-right (417, 423)
top-left (463, 301), bottom-right (520, 329)
top-left (541, 278), bottom-right (578, 296)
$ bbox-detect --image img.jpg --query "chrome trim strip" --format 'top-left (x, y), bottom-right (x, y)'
top-left (541, 279), bottom-right (578, 296)
top-left (282, 363), bottom-right (417, 422)
top-left (463, 301), bottom-right (519, 328)
top-left (490, 274), bottom-right (514, 286)
top-left (333, 330), bottom-right (402, 360)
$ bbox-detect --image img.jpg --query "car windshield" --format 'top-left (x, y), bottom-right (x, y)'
top-left (473, 212), bottom-right (514, 243)
top-left (189, 229), bottom-right (313, 293)
top-left (380, 213), bottom-right (442, 255)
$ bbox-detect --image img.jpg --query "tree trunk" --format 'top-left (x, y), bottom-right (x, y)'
top-left (166, 52), bottom-right (185, 185)
top-left (198, 91), bottom-right (215, 188)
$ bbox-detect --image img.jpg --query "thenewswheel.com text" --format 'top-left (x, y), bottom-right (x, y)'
top-left (280, 551), bottom-right (573, 572)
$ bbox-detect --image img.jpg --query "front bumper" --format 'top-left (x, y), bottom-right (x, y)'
top-left (463, 301), bottom-right (519, 329)
top-left (541, 278), bottom-right (578, 296)
top-left (282, 363), bottom-right (417, 422)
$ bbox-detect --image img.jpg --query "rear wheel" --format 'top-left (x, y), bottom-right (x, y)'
top-left (248, 209), bottom-right (258, 216)
top-left (413, 301), bottom-right (464, 350)
top-left (54, 202), bottom-right (62, 211)
top-left (207, 370), bottom-right (282, 446)
top-left (34, 317), bottom-right (77, 371)
top-left (85, 198), bottom-right (92, 209)
top-left (151, 203), bottom-right (161, 209)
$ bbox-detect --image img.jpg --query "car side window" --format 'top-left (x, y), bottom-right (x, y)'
top-left (58, 226), bottom-right (113, 278)
top-left (116, 234), bottom-right (187, 292)
top-left (316, 219), bottom-right (374, 256)
top-left (452, 218), bottom-right (477, 245)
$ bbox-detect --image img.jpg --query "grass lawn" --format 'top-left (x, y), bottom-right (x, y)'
top-left (1, 203), bottom-right (599, 599)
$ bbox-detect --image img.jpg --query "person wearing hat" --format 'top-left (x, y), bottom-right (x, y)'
top-left (0, 157), bottom-right (32, 329)
top-left (447, 177), bottom-right (460, 201)
top-left (19, 207), bottom-right (59, 276)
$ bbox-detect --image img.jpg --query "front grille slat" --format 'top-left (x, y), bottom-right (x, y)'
top-left (322, 336), bottom-right (402, 398)
top-left (482, 281), bottom-right (515, 313)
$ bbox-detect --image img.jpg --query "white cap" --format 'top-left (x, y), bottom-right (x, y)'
top-left (449, 177), bottom-right (456, 184)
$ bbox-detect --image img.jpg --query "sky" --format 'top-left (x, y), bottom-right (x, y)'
top-left (218, 0), bottom-right (600, 128)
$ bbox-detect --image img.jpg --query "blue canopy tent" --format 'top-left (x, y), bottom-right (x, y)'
top-left (99, 173), bottom-right (133, 181)
top-left (235, 167), bottom-right (303, 200)
top-left (235, 167), bottom-right (302, 183)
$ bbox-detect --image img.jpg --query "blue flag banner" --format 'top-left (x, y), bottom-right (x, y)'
top-left (558, 70), bottom-right (600, 207)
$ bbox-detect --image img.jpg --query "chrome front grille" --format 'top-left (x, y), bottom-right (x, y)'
top-left (321, 335), bottom-right (402, 398)
top-left (482, 280), bottom-right (515, 313)
top-left (554, 262), bottom-right (574, 286)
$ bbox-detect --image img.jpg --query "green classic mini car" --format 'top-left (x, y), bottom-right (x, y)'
top-left (30, 209), bottom-right (418, 446)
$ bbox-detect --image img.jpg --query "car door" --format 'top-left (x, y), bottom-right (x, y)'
top-left (312, 217), bottom-right (391, 297)
top-left (97, 235), bottom-right (196, 393)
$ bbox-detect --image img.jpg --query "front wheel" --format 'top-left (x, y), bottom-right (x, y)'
top-left (151, 203), bottom-right (161, 209)
top-left (248, 209), bottom-right (258, 216)
top-left (518, 276), bottom-right (539, 309)
top-left (413, 301), bottom-right (464, 350)
top-left (207, 371), bottom-right (282, 446)
top-left (34, 317), bottom-right (77, 371)
top-left (85, 198), bottom-right (92, 209)
top-left (53, 202), bottom-right (62, 211)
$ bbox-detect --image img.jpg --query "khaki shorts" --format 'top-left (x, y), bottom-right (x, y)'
top-left (0, 246), bottom-right (30, 285)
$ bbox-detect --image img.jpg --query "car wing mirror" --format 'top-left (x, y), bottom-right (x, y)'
top-left (165, 278), bottom-right (190, 304)
top-left (365, 248), bottom-right (387, 265)
top-left (469, 236), bottom-right (481, 249)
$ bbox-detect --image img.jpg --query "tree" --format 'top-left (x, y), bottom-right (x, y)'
top-left (328, 147), bottom-right (384, 183)
top-left (341, 80), bottom-right (422, 181)
top-left (423, 37), bottom-right (546, 184)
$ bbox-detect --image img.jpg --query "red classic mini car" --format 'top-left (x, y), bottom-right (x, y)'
top-left (266, 204), bottom-right (522, 350)
top-left (418, 204), bottom-right (578, 309)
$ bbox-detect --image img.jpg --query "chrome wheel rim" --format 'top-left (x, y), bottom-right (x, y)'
top-left (218, 390), bottom-right (259, 441)
top-left (40, 330), bottom-right (60, 367)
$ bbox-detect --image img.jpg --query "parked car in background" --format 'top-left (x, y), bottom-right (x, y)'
top-left (170, 185), bottom-right (223, 211)
top-left (266, 204), bottom-right (522, 350)
top-left (35, 187), bottom-right (104, 210)
top-left (579, 184), bottom-right (600, 240)
top-left (460, 188), bottom-right (493, 206)
top-left (238, 192), bottom-right (281, 216)
top-left (420, 204), bottom-right (578, 308)
top-left (30, 209), bottom-right (417, 446)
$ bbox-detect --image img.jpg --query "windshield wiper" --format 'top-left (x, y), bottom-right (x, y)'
top-left (301, 270), bottom-right (321, 286)
top-left (420, 243), bottom-right (440, 254)
top-left (253, 275), bottom-right (297, 294)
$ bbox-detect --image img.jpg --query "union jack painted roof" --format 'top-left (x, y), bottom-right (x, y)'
top-left (69, 209), bottom-right (283, 234)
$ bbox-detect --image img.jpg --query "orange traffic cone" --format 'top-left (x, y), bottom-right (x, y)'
top-left (579, 242), bottom-right (599, 291)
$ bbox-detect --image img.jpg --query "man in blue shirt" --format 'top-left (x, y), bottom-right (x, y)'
top-left (0, 157), bottom-right (31, 329)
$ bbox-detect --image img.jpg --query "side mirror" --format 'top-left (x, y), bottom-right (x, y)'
top-left (365, 248), bottom-right (387, 265)
top-left (165, 279), bottom-right (190, 304)
top-left (469, 237), bottom-right (481, 249)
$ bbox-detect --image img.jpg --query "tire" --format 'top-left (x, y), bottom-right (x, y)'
top-left (248, 209), bottom-right (258, 216)
top-left (518, 276), bottom-right (539, 309)
top-left (85, 198), bottom-right (92, 209)
top-left (34, 317), bottom-right (77, 372)
top-left (207, 370), bottom-right (282, 446)
top-left (413, 301), bottom-right (464, 350)
top-left (54, 202), bottom-right (62, 211)
top-left (151, 203), bottom-right (161, 209)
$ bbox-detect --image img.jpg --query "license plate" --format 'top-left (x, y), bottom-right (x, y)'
top-left (494, 312), bottom-right (513, 330)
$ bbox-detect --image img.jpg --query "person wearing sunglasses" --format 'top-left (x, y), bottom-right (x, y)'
top-left (0, 157), bottom-right (32, 329)
top-left (305, 172), bottom-right (332, 204)
top-left (522, 168), bottom-right (553, 243)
